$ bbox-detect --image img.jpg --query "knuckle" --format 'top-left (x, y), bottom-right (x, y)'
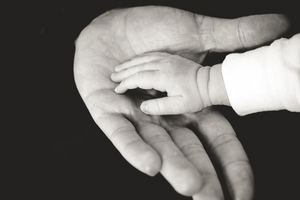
top-left (221, 159), bottom-right (250, 170)
top-left (179, 143), bottom-right (205, 158)
top-left (208, 133), bottom-right (238, 151)
top-left (146, 134), bottom-right (171, 147)
top-left (109, 125), bottom-right (135, 142)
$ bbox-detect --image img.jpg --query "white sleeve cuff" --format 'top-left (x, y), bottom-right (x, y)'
top-left (222, 36), bottom-right (300, 116)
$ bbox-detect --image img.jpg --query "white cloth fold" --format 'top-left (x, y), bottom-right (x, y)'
top-left (222, 34), bottom-right (300, 116)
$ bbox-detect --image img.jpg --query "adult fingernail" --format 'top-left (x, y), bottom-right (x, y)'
top-left (111, 73), bottom-right (115, 79)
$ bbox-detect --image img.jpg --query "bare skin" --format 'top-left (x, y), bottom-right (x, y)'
top-left (74, 6), bottom-right (289, 199)
top-left (111, 52), bottom-right (230, 115)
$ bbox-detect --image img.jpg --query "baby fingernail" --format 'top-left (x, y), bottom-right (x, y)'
top-left (114, 86), bottom-right (120, 93)
top-left (141, 103), bottom-right (148, 113)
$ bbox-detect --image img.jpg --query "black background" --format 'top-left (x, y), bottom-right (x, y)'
top-left (6, 1), bottom-right (299, 199)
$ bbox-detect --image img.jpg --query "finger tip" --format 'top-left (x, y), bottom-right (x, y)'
top-left (114, 85), bottom-right (124, 94)
top-left (176, 170), bottom-right (202, 196)
top-left (144, 163), bottom-right (160, 177)
top-left (225, 162), bottom-right (255, 200)
top-left (114, 86), bottom-right (119, 93)
top-left (167, 165), bottom-right (202, 196)
top-left (142, 151), bottom-right (162, 176)
top-left (110, 73), bottom-right (116, 80)
top-left (125, 142), bottom-right (161, 177)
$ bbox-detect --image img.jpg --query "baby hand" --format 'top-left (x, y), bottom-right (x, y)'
top-left (111, 52), bottom-right (212, 115)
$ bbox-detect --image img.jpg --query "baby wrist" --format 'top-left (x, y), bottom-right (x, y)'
top-left (208, 64), bottom-right (231, 106)
top-left (196, 66), bottom-right (213, 108)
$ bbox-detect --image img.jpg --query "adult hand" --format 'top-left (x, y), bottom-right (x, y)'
top-left (74, 6), bottom-right (289, 199)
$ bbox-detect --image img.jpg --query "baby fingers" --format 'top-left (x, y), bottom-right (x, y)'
top-left (114, 70), bottom-right (165, 93)
top-left (111, 62), bottom-right (162, 82)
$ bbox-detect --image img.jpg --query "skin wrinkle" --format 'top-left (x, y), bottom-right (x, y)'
top-left (167, 83), bottom-right (176, 96)
top-left (94, 103), bottom-right (136, 125)
top-left (73, 8), bottom-right (293, 200)
top-left (81, 36), bottom-right (117, 77)
top-left (164, 120), bottom-right (195, 133)
top-left (121, 138), bottom-right (145, 153)
top-left (77, 68), bottom-right (113, 99)
top-left (108, 123), bottom-right (136, 142)
top-left (207, 67), bottom-right (215, 106)
top-left (136, 71), bottom-right (142, 87)
top-left (107, 42), bottom-right (122, 63)
top-left (193, 13), bottom-right (202, 43)
top-left (84, 90), bottom-right (116, 115)
top-left (95, 35), bottom-right (116, 60)
top-left (115, 37), bottom-right (131, 59)
top-left (208, 133), bottom-right (238, 151)
top-left (221, 159), bottom-right (250, 170)
top-left (146, 134), bottom-right (172, 147)
top-left (174, 97), bottom-right (183, 114)
top-left (238, 18), bottom-right (247, 50)
top-left (75, 37), bottom-right (113, 78)
top-left (84, 89), bottom-right (106, 108)
top-left (206, 67), bottom-right (212, 107)
top-left (179, 143), bottom-right (207, 157)
top-left (210, 16), bottom-right (217, 52)
top-left (105, 26), bottom-right (130, 62)
top-left (159, 116), bottom-right (190, 132)
top-left (154, 99), bottom-right (162, 114)
top-left (195, 14), bottom-right (214, 53)
top-left (195, 67), bottom-right (204, 111)
top-left (161, 152), bottom-right (184, 162)
top-left (210, 137), bottom-right (239, 152)
top-left (91, 91), bottom-right (136, 123)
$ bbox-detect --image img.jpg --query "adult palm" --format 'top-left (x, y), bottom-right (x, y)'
top-left (74, 6), bottom-right (288, 199)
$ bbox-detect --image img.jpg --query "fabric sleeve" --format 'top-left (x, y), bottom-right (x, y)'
top-left (222, 33), bottom-right (300, 116)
